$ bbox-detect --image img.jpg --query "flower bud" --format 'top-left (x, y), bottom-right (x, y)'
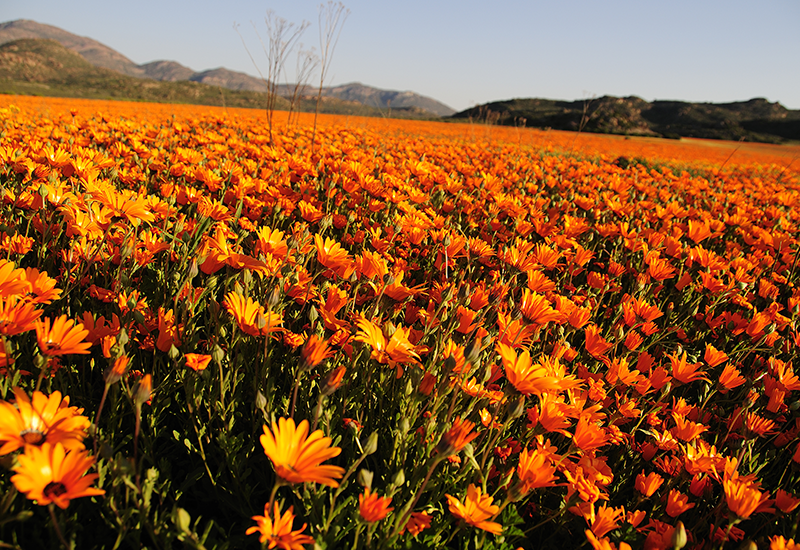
top-left (255, 391), bottom-right (267, 411)
top-left (392, 469), bottom-right (405, 487)
top-left (506, 396), bottom-right (526, 420)
top-left (363, 432), bottom-right (378, 456)
top-left (188, 259), bottom-right (199, 280)
top-left (419, 372), bottom-right (436, 396)
top-left (322, 366), bottom-right (346, 396)
top-left (117, 328), bottom-right (130, 347)
top-left (133, 374), bottom-right (152, 409)
top-left (211, 344), bottom-right (225, 365)
top-left (357, 469), bottom-right (373, 490)
top-left (671, 521), bottom-right (687, 549)
top-left (104, 355), bottom-right (129, 385)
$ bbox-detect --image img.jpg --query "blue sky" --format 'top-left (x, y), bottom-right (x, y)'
top-left (5, 0), bottom-right (800, 111)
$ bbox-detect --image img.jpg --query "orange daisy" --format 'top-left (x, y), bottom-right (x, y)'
top-left (0, 296), bottom-right (42, 336)
top-left (34, 315), bottom-right (91, 356)
top-left (358, 487), bottom-right (394, 522)
top-left (516, 447), bottom-right (558, 493)
top-left (401, 511), bottom-right (432, 537)
top-left (496, 342), bottom-right (563, 396)
top-left (11, 442), bottom-right (104, 509)
top-left (0, 388), bottom-right (90, 455)
top-left (223, 292), bottom-right (283, 338)
top-left (246, 502), bottom-right (315, 549)
top-left (438, 417), bottom-right (479, 455)
top-left (445, 484), bottom-right (502, 535)
top-left (259, 418), bottom-right (344, 486)
top-left (185, 353), bottom-right (212, 372)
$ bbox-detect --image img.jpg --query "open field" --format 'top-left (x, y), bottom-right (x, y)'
top-left (0, 95), bottom-right (798, 549)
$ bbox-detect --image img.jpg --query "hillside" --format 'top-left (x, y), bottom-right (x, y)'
top-left (0, 39), bottom-right (441, 118)
top-left (0, 19), bottom-right (146, 77)
top-left (452, 96), bottom-right (800, 143)
top-left (0, 19), bottom-right (454, 118)
top-left (0, 38), bottom-right (289, 110)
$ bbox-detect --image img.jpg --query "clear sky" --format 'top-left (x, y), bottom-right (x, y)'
top-left (4, 0), bottom-right (800, 111)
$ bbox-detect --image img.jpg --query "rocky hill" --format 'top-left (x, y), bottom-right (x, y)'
top-left (452, 96), bottom-right (800, 143)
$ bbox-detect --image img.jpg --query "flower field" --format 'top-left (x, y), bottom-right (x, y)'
top-left (0, 94), bottom-right (799, 549)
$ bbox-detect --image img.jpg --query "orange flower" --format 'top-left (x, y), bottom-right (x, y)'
top-left (300, 335), bottom-right (334, 368)
top-left (259, 418), bottom-right (344, 486)
top-left (703, 344), bottom-right (728, 368)
top-left (223, 292), bottom-right (283, 338)
top-left (647, 257), bottom-right (676, 281)
top-left (438, 417), bottom-right (479, 455)
top-left (246, 502), bottom-right (315, 549)
top-left (401, 511), bottom-right (431, 537)
top-left (156, 307), bottom-right (181, 353)
top-left (671, 414), bottom-right (708, 442)
top-left (718, 363), bottom-right (746, 393)
top-left (744, 411), bottom-right (776, 437)
top-left (0, 296), bottom-right (42, 336)
top-left (589, 502), bottom-right (626, 538)
top-left (11, 442), bottom-right (104, 509)
top-left (496, 342), bottom-right (564, 396)
top-left (584, 325), bottom-right (612, 360)
top-left (621, 296), bottom-right (663, 327)
top-left (585, 529), bottom-right (632, 550)
top-left (519, 290), bottom-right (564, 328)
top-left (0, 388), bottom-right (90, 455)
top-left (635, 470), bottom-right (664, 497)
top-left (775, 490), bottom-right (800, 514)
top-left (321, 366), bottom-right (346, 395)
top-left (314, 234), bottom-right (354, 278)
top-left (0, 259), bottom-right (28, 297)
top-left (358, 487), bottom-right (394, 522)
top-left (353, 317), bottom-right (421, 376)
top-left (34, 315), bottom-right (91, 356)
top-left (516, 447), bottom-right (558, 493)
top-left (445, 484), bottom-right (502, 535)
top-left (769, 536), bottom-right (800, 550)
top-left (105, 355), bottom-right (130, 384)
top-left (573, 416), bottom-right (608, 454)
top-left (665, 489), bottom-right (695, 517)
top-left (724, 477), bottom-right (770, 520)
top-left (185, 353), bottom-right (212, 372)
top-left (669, 351), bottom-right (708, 385)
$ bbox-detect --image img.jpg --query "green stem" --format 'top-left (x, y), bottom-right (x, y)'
top-left (48, 504), bottom-right (69, 549)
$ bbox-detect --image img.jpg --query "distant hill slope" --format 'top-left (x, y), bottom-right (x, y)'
top-left (452, 96), bottom-right (800, 144)
top-left (278, 82), bottom-right (456, 117)
top-left (0, 38), bottom-right (290, 109)
top-left (139, 60), bottom-right (195, 82)
top-left (0, 38), bottom-right (433, 118)
top-left (0, 19), bottom-right (146, 77)
top-left (0, 19), bottom-right (454, 117)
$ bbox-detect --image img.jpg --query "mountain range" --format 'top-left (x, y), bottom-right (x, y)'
top-left (0, 19), bottom-right (456, 117)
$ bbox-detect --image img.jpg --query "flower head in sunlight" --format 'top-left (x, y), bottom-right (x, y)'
top-left (34, 315), bottom-right (91, 356)
top-left (11, 442), bottom-right (104, 509)
top-left (246, 502), bottom-right (314, 549)
top-left (358, 487), bottom-right (393, 522)
top-left (446, 484), bottom-right (502, 535)
top-left (259, 418), bottom-right (344, 486)
top-left (0, 388), bottom-right (90, 455)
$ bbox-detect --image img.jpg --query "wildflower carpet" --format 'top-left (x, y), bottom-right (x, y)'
top-left (0, 95), bottom-right (798, 549)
